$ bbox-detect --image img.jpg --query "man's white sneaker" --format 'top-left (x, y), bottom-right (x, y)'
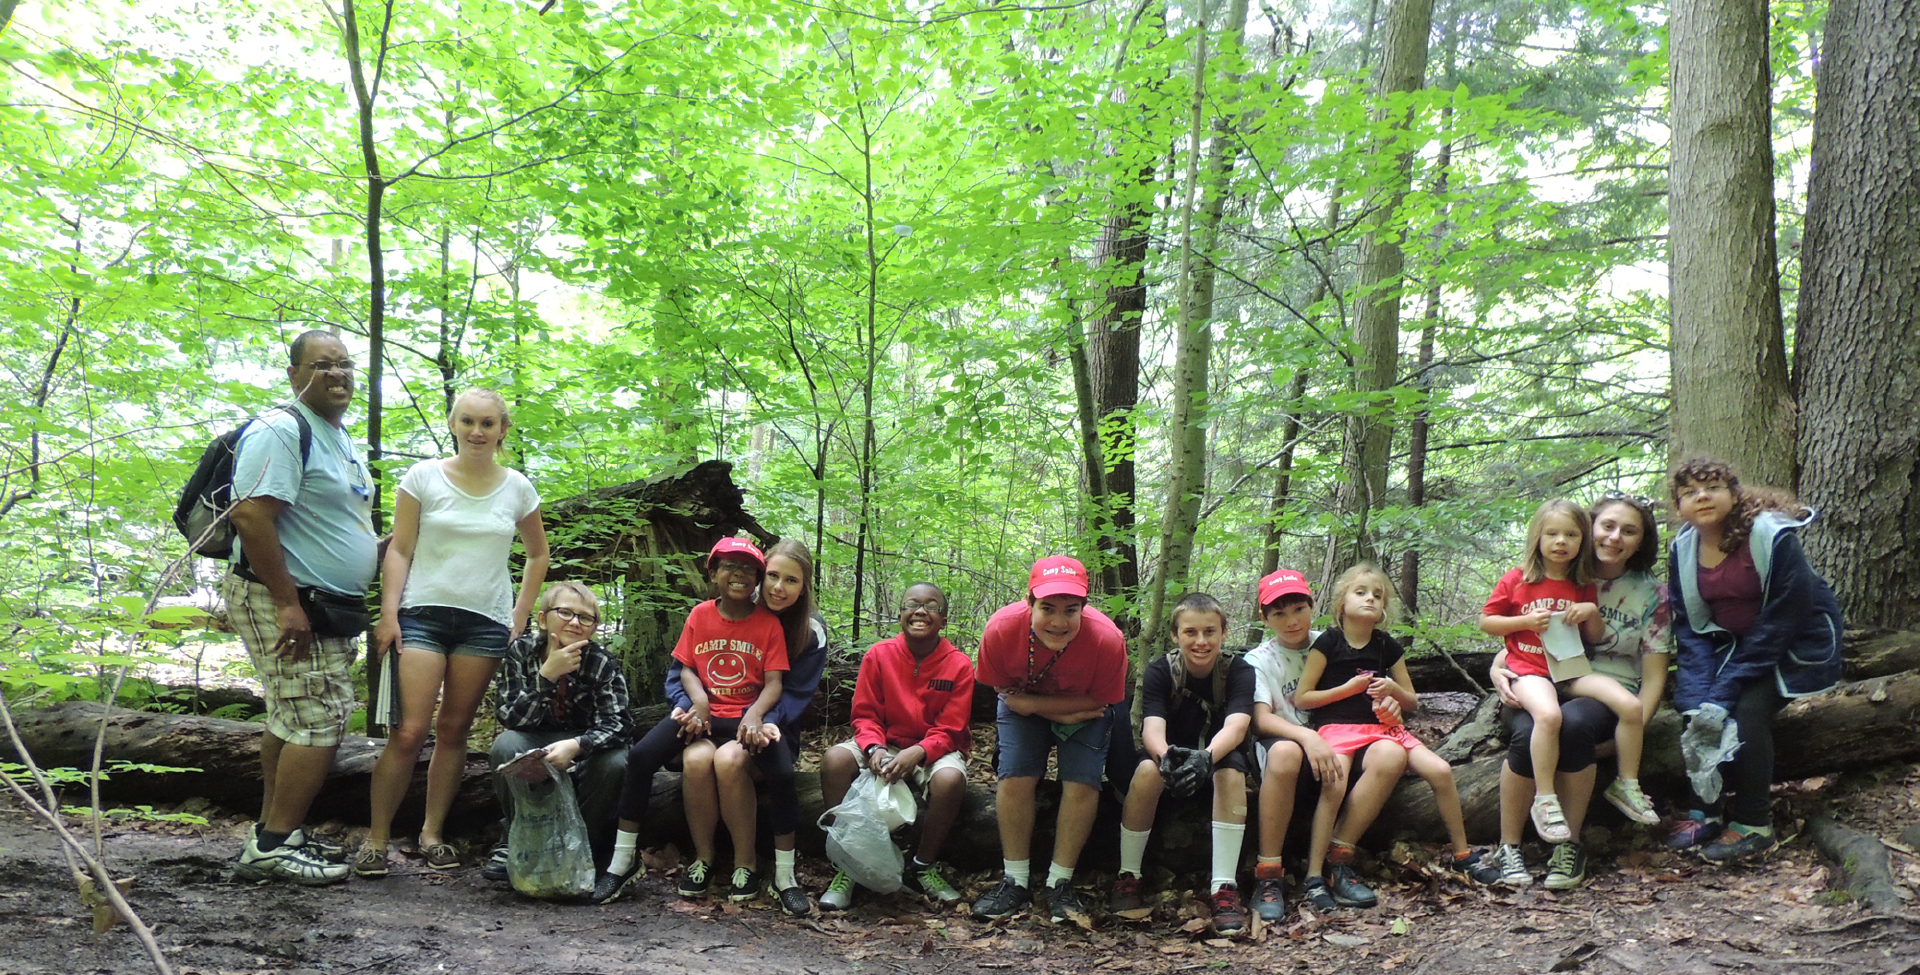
top-left (236, 827), bottom-right (349, 885)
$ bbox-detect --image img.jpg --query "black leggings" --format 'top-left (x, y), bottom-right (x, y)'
top-left (1687, 680), bottom-right (1784, 828)
top-left (615, 714), bottom-right (801, 835)
top-left (1504, 697), bottom-right (1619, 778)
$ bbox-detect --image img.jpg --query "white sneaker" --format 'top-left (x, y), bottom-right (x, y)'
top-left (236, 827), bottom-right (349, 885)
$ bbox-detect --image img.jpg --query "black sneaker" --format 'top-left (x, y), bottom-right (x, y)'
top-left (970, 875), bottom-right (1030, 919)
top-left (774, 882), bottom-right (811, 916)
top-left (728, 866), bottom-right (761, 903)
top-left (1252, 873), bottom-right (1286, 922)
top-left (1326, 863), bottom-right (1376, 908)
top-left (481, 845), bottom-right (509, 884)
top-left (1543, 841), bottom-right (1586, 890)
top-left (1045, 879), bottom-right (1088, 925)
top-left (590, 861), bottom-right (640, 904)
top-left (678, 859), bottom-right (712, 898)
top-left (1301, 876), bottom-right (1338, 912)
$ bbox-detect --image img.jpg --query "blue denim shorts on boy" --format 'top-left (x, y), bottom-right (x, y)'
top-left (995, 701), bottom-right (1113, 784)
top-left (397, 605), bottom-right (511, 658)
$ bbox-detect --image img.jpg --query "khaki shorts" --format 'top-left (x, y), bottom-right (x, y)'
top-left (221, 573), bottom-right (359, 748)
top-left (830, 738), bottom-right (968, 792)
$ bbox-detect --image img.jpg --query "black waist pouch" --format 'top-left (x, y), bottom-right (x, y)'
top-left (300, 587), bottom-right (370, 639)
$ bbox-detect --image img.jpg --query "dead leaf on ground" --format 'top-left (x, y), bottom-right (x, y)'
top-left (1323, 932), bottom-right (1368, 948)
top-left (78, 876), bottom-right (135, 936)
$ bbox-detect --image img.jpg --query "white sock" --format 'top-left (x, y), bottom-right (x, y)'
top-left (774, 848), bottom-right (797, 890)
top-left (1617, 777), bottom-right (1640, 789)
top-left (1210, 821), bottom-right (1247, 893)
top-left (608, 829), bottom-right (639, 875)
top-left (1046, 861), bottom-right (1074, 888)
top-left (1534, 792), bottom-right (1558, 803)
top-left (1119, 827), bottom-right (1151, 877)
top-left (1003, 858), bottom-right (1030, 888)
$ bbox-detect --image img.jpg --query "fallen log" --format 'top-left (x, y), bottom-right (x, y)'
top-left (1368, 668), bottom-right (1920, 845)
top-left (1, 701), bottom-right (496, 831)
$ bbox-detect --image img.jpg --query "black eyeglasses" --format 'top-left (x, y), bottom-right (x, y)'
top-left (1601, 490), bottom-right (1656, 509)
top-left (302, 358), bottom-right (356, 374)
top-left (548, 607), bottom-right (599, 627)
top-left (902, 598), bottom-right (946, 613)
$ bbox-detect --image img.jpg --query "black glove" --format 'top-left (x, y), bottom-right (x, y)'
top-left (1160, 746), bottom-right (1211, 798)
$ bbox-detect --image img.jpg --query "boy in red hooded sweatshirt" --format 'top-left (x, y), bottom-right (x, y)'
top-left (818, 582), bottom-right (975, 911)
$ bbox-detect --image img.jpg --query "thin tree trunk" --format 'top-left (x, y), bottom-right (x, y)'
top-left (1324, 0), bottom-right (1434, 584)
top-left (340, 0), bottom-right (392, 532)
top-left (1668, 0), bottom-right (1795, 487)
top-left (1143, 0), bottom-right (1248, 650)
top-left (1398, 22), bottom-right (1458, 616)
top-left (1791, 0), bottom-right (1920, 629)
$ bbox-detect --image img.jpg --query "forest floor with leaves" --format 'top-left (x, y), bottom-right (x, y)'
top-left (3, 759), bottom-right (1917, 975)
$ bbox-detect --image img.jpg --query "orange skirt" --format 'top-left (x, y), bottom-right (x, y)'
top-left (1317, 722), bottom-right (1425, 756)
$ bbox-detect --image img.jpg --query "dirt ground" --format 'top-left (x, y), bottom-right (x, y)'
top-left (2, 764), bottom-right (1917, 975)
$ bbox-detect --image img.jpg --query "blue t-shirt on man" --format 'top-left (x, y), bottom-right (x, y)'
top-left (230, 401), bottom-right (378, 597)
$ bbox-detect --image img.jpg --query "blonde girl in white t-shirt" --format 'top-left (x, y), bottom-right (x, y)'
top-left (358, 388), bottom-right (549, 877)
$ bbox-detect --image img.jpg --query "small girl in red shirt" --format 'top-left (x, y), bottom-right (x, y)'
top-left (1481, 499), bottom-right (1655, 844)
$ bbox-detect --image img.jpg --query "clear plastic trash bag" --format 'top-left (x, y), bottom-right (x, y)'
top-left (504, 759), bottom-right (596, 900)
top-left (819, 771), bottom-right (905, 893)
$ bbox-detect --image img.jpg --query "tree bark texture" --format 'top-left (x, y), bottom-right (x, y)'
top-left (1667, 0), bottom-right (1796, 489)
top-left (539, 459), bottom-right (774, 705)
top-left (1326, 0), bottom-right (1433, 583)
top-left (1790, 0), bottom-right (1920, 631)
top-left (1086, 158), bottom-right (1153, 631)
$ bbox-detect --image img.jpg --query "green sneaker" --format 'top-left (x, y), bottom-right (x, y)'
top-left (905, 862), bottom-right (961, 904)
top-left (820, 869), bottom-right (855, 911)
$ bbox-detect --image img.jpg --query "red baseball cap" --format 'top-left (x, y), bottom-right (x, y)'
top-left (1258, 568), bottom-right (1312, 607)
top-left (707, 536), bottom-right (767, 573)
top-left (1028, 555), bottom-right (1090, 599)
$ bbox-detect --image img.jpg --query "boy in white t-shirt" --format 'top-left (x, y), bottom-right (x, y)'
top-left (1244, 568), bottom-right (1392, 921)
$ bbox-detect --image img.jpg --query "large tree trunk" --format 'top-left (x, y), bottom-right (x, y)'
top-left (1790, 0), bottom-right (1920, 630)
top-left (1667, 0), bottom-right (1795, 487)
top-left (1325, 0), bottom-right (1433, 583)
top-left (1087, 167), bottom-right (1152, 631)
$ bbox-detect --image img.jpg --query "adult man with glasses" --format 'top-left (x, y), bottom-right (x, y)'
top-left (223, 330), bottom-right (378, 885)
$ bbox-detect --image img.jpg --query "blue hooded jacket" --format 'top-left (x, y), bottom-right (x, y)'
top-left (1670, 509), bottom-right (1844, 712)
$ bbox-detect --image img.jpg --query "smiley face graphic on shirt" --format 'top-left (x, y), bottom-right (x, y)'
top-left (705, 651), bottom-right (750, 689)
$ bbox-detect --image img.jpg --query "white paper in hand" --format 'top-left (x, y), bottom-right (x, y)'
top-left (1543, 612), bottom-right (1592, 681)
top-left (498, 747), bottom-right (552, 783)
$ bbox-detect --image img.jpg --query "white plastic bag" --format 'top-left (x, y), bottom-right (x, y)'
top-left (504, 759), bottom-right (596, 900)
top-left (873, 778), bottom-right (918, 830)
top-left (819, 771), bottom-right (905, 893)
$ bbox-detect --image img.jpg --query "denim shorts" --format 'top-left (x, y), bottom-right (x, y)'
top-left (996, 701), bottom-right (1114, 786)
top-left (396, 605), bottom-right (510, 658)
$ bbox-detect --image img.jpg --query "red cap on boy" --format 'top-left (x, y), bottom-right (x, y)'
top-left (707, 536), bottom-right (767, 573)
top-left (1258, 568), bottom-right (1312, 607)
top-left (1028, 555), bottom-right (1090, 599)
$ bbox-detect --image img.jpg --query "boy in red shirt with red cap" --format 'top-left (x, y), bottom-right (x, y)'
top-left (817, 582), bottom-right (975, 911)
top-left (970, 555), bottom-right (1128, 924)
